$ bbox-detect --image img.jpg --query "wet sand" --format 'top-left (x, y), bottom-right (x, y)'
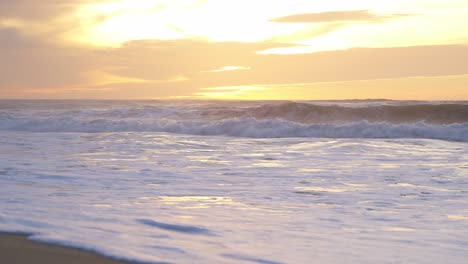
top-left (0, 233), bottom-right (131, 264)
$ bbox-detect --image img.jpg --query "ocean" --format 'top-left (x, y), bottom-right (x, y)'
top-left (0, 100), bottom-right (467, 263)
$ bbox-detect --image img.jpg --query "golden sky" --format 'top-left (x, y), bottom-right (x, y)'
top-left (1, 0), bottom-right (467, 100)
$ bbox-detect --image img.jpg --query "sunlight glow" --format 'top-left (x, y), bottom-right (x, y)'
top-left (201, 66), bottom-right (251, 73)
top-left (196, 86), bottom-right (266, 99)
top-left (69, 0), bottom-right (468, 54)
top-left (139, 196), bottom-right (250, 209)
top-left (196, 74), bottom-right (468, 100)
top-left (70, 0), bottom-right (323, 46)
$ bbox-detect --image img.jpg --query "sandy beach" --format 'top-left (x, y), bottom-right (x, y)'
top-left (0, 233), bottom-right (130, 264)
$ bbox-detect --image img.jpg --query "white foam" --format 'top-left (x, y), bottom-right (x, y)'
top-left (1, 100), bottom-right (467, 142)
top-left (1, 115), bottom-right (467, 141)
top-left (1, 100), bottom-right (468, 263)
top-left (0, 131), bottom-right (467, 263)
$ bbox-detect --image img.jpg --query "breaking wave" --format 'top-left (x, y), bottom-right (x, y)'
top-left (1, 100), bottom-right (467, 141)
top-left (202, 102), bottom-right (468, 124)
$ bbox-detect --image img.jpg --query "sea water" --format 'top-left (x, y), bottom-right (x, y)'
top-left (0, 100), bottom-right (467, 263)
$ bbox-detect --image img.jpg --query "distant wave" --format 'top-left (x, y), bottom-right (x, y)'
top-left (202, 102), bottom-right (468, 124)
top-left (1, 100), bottom-right (467, 141)
top-left (1, 116), bottom-right (467, 142)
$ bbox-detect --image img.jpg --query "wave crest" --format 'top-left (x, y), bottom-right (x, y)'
top-left (204, 102), bottom-right (468, 124)
top-left (1, 116), bottom-right (467, 142)
top-left (1, 100), bottom-right (467, 141)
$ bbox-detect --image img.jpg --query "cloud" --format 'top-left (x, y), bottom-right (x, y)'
top-left (0, 28), bottom-right (97, 91)
top-left (104, 39), bottom-right (288, 80)
top-left (268, 22), bottom-right (343, 43)
top-left (0, 1), bottom-right (94, 48)
top-left (0, 1), bottom-right (84, 20)
top-left (0, 28), bottom-right (33, 49)
top-left (103, 43), bottom-right (468, 99)
top-left (270, 10), bottom-right (413, 23)
top-left (189, 44), bottom-right (468, 88)
top-left (201, 66), bottom-right (251, 73)
top-left (1, 26), bottom-right (467, 99)
top-left (0, 36), bottom-right (287, 98)
top-left (0, 0), bottom-right (466, 99)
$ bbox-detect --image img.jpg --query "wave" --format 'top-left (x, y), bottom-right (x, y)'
top-left (1, 116), bottom-right (467, 141)
top-left (1, 100), bottom-right (467, 141)
top-left (202, 102), bottom-right (468, 124)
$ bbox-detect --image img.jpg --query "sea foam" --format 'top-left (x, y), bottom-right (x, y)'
top-left (1, 100), bottom-right (467, 141)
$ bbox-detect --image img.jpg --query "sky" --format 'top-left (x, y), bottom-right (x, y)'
top-left (1, 0), bottom-right (467, 100)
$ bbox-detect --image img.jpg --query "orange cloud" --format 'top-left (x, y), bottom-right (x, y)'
top-left (1, 32), bottom-right (468, 99)
top-left (270, 10), bottom-right (414, 23)
top-left (197, 74), bottom-right (468, 100)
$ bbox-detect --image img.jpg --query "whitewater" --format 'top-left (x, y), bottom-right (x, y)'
top-left (0, 100), bottom-right (467, 263)
top-left (1, 100), bottom-right (468, 141)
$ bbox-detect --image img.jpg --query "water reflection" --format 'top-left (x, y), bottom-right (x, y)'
top-left (140, 196), bottom-right (250, 209)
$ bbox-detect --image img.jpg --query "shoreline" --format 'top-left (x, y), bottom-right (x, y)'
top-left (0, 233), bottom-right (133, 264)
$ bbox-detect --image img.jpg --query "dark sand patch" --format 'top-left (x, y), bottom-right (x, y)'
top-left (0, 233), bottom-right (130, 264)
